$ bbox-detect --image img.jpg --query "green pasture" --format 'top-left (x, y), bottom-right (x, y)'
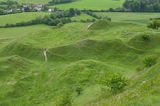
top-left (52, 0), bottom-right (125, 10)
top-left (96, 12), bottom-right (160, 24)
top-left (0, 12), bottom-right (49, 26)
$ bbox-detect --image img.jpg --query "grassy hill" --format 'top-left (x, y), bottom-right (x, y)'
top-left (0, 0), bottom-right (160, 105)
top-left (0, 15), bottom-right (160, 105)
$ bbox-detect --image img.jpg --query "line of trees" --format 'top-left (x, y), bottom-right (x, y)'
top-left (0, 8), bottom-right (81, 28)
top-left (123, 0), bottom-right (160, 12)
top-left (48, 0), bottom-right (74, 5)
top-left (0, 0), bottom-right (21, 15)
top-left (1, 9), bottom-right (110, 28)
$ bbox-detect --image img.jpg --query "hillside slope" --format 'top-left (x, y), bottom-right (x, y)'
top-left (0, 19), bottom-right (160, 106)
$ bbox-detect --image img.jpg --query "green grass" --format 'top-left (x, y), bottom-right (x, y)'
top-left (0, 11), bottom-right (160, 106)
top-left (96, 12), bottom-right (160, 24)
top-left (0, 12), bottom-right (49, 26)
top-left (51, 0), bottom-right (125, 10)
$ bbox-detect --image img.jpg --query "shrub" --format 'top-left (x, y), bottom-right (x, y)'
top-left (107, 73), bottom-right (128, 94)
top-left (143, 56), bottom-right (157, 67)
top-left (75, 86), bottom-right (82, 96)
top-left (142, 34), bottom-right (151, 42)
top-left (57, 22), bottom-right (64, 27)
top-left (148, 19), bottom-right (160, 29)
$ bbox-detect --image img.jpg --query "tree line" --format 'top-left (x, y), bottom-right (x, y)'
top-left (48, 0), bottom-right (74, 5)
top-left (0, 8), bottom-right (81, 28)
top-left (0, 0), bottom-right (20, 15)
top-left (123, 0), bottom-right (160, 12)
top-left (0, 9), bottom-right (106, 28)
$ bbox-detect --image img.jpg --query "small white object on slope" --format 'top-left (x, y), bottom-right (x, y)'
top-left (43, 49), bottom-right (48, 63)
top-left (87, 23), bottom-right (94, 29)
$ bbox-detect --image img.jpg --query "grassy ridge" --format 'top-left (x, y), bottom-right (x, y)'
top-left (0, 0), bottom-right (160, 104)
top-left (0, 18), bottom-right (160, 105)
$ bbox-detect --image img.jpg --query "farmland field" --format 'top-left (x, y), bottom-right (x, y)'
top-left (96, 12), bottom-right (160, 24)
top-left (0, 12), bottom-right (49, 26)
top-left (52, 0), bottom-right (125, 10)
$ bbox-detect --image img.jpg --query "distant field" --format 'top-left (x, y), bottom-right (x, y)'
top-left (96, 12), bottom-right (160, 24)
top-left (0, 12), bottom-right (49, 26)
top-left (0, 0), bottom-right (50, 4)
top-left (52, 0), bottom-right (125, 10)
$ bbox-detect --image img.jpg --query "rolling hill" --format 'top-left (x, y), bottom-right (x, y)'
top-left (0, 17), bottom-right (160, 105)
top-left (0, 0), bottom-right (160, 106)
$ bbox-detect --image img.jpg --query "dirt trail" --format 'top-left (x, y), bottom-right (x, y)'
top-left (87, 23), bottom-right (94, 29)
top-left (43, 49), bottom-right (48, 63)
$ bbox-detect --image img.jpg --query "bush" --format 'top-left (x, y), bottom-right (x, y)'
top-left (143, 56), bottom-right (157, 67)
top-left (75, 86), bottom-right (82, 96)
top-left (148, 19), bottom-right (160, 29)
top-left (107, 73), bottom-right (128, 94)
top-left (142, 34), bottom-right (151, 42)
top-left (57, 22), bottom-right (64, 27)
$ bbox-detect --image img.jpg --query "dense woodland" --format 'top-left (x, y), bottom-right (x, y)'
top-left (123, 0), bottom-right (160, 12)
